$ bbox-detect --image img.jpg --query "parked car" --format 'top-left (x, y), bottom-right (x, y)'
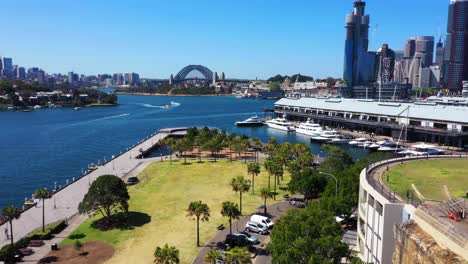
top-left (225, 234), bottom-right (254, 248)
top-left (236, 231), bottom-right (259, 244)
top-left (244, 221), bottom-right (269, 235)
top-left (126, 176), bottom-right (139, 185)
top-left (250, 214), bottom-right (274, 229)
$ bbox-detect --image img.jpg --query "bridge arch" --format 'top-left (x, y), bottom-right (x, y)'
top-left (174, 65), bottom-right (214, 81)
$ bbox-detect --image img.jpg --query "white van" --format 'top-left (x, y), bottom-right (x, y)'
top-left (250, 214), bottom-right (274, 229)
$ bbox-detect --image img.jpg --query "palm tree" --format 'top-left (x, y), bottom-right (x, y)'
top-left (154, 244), bottom-right (180, 264)
top-left (187, 201), bottom-right (210, 247)
top-left (161, 137), bottom-right (176, 164)
top-left (252, 138), bottom-right (262, 163)
top-left (259, 188), bottom-right (274, 215)
top-left (247, 163), bottom-right (260, 195)
top-left (1, 205), bottom-right (21, 246)
top-left (263, 158), bottom-right (273, 189)
top-left (34, 188), bottom-right (51, 232)
top-left (227, 133), bottom-right (237, 162)
top-left (230, 176), bottom-right (250, 215)
top-left (226, 247), bottom-right (251, 264)
top-left (220, 201), bottom-right (240, 235)
top-left (205, 249), bottom-right (223, 264)
top-left (269, 161), bottom-right (283, 200)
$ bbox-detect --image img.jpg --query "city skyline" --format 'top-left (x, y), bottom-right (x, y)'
top-left (2, 0), bottom-right (449, 79)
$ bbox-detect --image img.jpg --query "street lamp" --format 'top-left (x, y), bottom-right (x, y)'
top-left (319, 172), bottom-right (338, 197)
top-left (112, 155), bottom-right (115, 170)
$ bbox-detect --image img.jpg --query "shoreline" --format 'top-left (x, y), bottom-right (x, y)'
top-left (115, 92), bottom-right (235, 97)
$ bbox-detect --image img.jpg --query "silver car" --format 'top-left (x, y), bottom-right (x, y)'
top-left (244, 221), bottom-right (269, 235)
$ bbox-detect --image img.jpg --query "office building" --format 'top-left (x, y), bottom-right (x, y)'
top-left (420, 65), bottom-right (441, 89)
top-left (376, 44), bottom-right (396, 84)
top-left (2, 58), bottom-right (13, 72)
top-left (344, 0), bottom-right (376, 87)
top-left (212, 72), bottom-right (218, 85)
top-left (16, 67), bottom-right (26, 80)
top-left (444, 0), bottom-right (468, 92)
top-left (435, 38), bottom-right (445, 66)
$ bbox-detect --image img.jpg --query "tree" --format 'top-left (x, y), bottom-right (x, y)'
top-left (320, 145), bottom-right (354, 174)
top-left (259, 188), bottom-right (274, 215)
top-left (34, 188), bottom-right (51, 233)
top-left (288, 168), bottom-right (327, 200)
top-left (247, 163), bottom-right (260, 195)
top-left (269, 161), bottom-right (283, 200)
top-left (74, 240), bottom-right (83, 255)
top-left (78, 175), bottom-right (130, 224)
top-left (1, 206), bottom-right (21, 246)
top-left (154, 244), bottom-right (180, 264)
top-left (161, 137), bottom-right (176, 164)
top-left (221, 201), bottom-right (241, 235)
top-left (263, 158), bottom-right (273, 189)
top-left (230, 176), bottom-right (251, 215)
top-left (252, 138), bottom-right (262, 163)
top-left (269, 203), bottom-right (349, 264)
top-left (226, 247), bottom-right (251, 264)
top-left (268, 82), bottom-right (281, 91)
top-left (205, 249), bottom-right (223, 264)
top-left (226, 133), bottom-right (238, 162)
top-left (187, 201), bottom-right (210, 247)
top-left (173, 138), bottom-right (192, 165)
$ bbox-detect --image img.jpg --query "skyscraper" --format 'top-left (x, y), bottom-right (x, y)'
top-left (435, 38), bottom-right (445, 66)
top-left (376, 44), bottom-right (396, 84)
top-left (343, 0), bottom-right (376, 87)
top-left (2, 58), bottom-right (13, 71)
top-left (444, 0), bottom-right (468, 92)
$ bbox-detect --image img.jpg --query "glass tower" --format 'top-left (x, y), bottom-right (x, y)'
top-left (444, 0), bottom-right (468, 92)
top-left (343, 0), bottom-right (375, 87)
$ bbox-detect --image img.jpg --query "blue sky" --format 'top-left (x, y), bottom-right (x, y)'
top-left (2, 0), bottom-right (448, 79)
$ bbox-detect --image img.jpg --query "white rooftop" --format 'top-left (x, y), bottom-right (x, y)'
top-left (275, 97), bottom-right (468, 124)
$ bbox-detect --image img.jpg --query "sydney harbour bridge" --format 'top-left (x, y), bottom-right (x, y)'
top-left (169, 65), bottom-right (226, 84)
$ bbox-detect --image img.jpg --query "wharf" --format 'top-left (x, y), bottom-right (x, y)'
top-left (0, 128), bottom-right (188, 248)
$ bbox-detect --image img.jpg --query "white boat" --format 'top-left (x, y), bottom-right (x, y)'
top-left (266, 115), bottom-right (295, 132)
top-left (377, 141), bottom-right (403, 152)
top-left (408, 144), bottom-right (445, 156)
top-left (296, 119), bottom-right (323, 137)
top-left (349, 138), bottom-right (368, 146)
top-left (367, 140), bottom-right (391, 150)
top-left (235, 116), bottom-right (264, 127)
top-left (362, 141), bottom-right (375, 148)
top-left (330, 136), bottom-right (351, 144)
top-left (311, 130), bottom-right (340, 142)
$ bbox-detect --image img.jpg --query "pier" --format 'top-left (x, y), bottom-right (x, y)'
top-left (0, 128), bottom-right (188, 248)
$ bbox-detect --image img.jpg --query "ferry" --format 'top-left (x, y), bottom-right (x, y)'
top-left (265, 115), bottom-right (295, 132)
top-left (295, 119), bottom-right (323, 137)
top-left (235, 116), bottom-right (264, 127)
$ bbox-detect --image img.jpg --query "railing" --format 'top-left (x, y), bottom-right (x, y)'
top-left (364, 154), bottom-right (468, 208)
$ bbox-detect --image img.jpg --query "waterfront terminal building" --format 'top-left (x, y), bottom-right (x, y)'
top-left (274, 97), bottom-right (468, 148)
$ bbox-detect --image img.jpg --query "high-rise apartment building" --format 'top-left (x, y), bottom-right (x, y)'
top-left (376, 44), bottom-right (396, 84)
top-left (444, 0), bottom-right (468, 92)
top-left (343, 1), bottom-right (376, 87)
top-left (435, 39), bottom-right (445, 66)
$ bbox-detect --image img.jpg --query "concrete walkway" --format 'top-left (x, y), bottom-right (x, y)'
top-left (192, 201), bottom-right (294, 264)
top-left (0, 130), bottom-right (170, 249)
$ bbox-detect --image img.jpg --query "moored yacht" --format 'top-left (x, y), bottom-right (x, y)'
top-left (398, 144), bottom-right (445, 156)
top-left (348, 138), bottom-right (368, 146)
top-left (235, 116), bottom-right (264, 127)
top-left (296, 118), bottom-right (323, 137)
top-left (266, 115), bottom-right (295, 132)
top-left (311, 130), bottom-right (340, 142)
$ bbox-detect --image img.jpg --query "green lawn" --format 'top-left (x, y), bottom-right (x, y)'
top-left (62, 159), bottom-right (290, 264)
top-left (383, 159), bottom-right (468, 201)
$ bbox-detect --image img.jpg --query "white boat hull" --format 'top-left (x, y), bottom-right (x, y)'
top-left (267, 123), bottom-right (295, 132)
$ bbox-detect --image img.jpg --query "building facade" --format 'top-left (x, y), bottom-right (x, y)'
top-left (444, 0), bottom-right (468, 92)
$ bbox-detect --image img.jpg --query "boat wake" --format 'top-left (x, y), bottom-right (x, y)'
top-left (92, 113), bottom-right (130, 122)
top-left (140, 103), bottom-right (166, 108)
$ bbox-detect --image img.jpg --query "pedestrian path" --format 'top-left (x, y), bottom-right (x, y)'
top-left (0, 130), bottom-right (170, 249)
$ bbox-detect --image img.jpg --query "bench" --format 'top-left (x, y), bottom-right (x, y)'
top-left (19, 248), bottom-right (33, 256)
top-left (29, 240), bottom-right (44, 247)
top-left (217, 224), bottom-right (225, 231)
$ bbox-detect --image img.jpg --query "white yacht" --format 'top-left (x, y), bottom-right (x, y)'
top-left (235, 116), bottom-right (264, 127)
top-left (349, 138), bottom-right (368, 146)
top-left (398, 144), bottom-right (445, 156)
top-left (311, 130), bottom-right (340, 142)
top-left (266, 115), bottom-right (295, 132)
top-left (377, 141), bottom-right (404, 152)
top-left (295, 119), bottom-right (323, 137)
top-left (329, 135), bottom-right (351, 144)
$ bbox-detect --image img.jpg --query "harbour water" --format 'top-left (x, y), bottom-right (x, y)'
top-left (0, 94), bottom-right (368, 207)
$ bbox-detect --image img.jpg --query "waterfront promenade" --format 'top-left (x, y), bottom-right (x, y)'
top-left (0, 129), bottom-right (177, 249)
